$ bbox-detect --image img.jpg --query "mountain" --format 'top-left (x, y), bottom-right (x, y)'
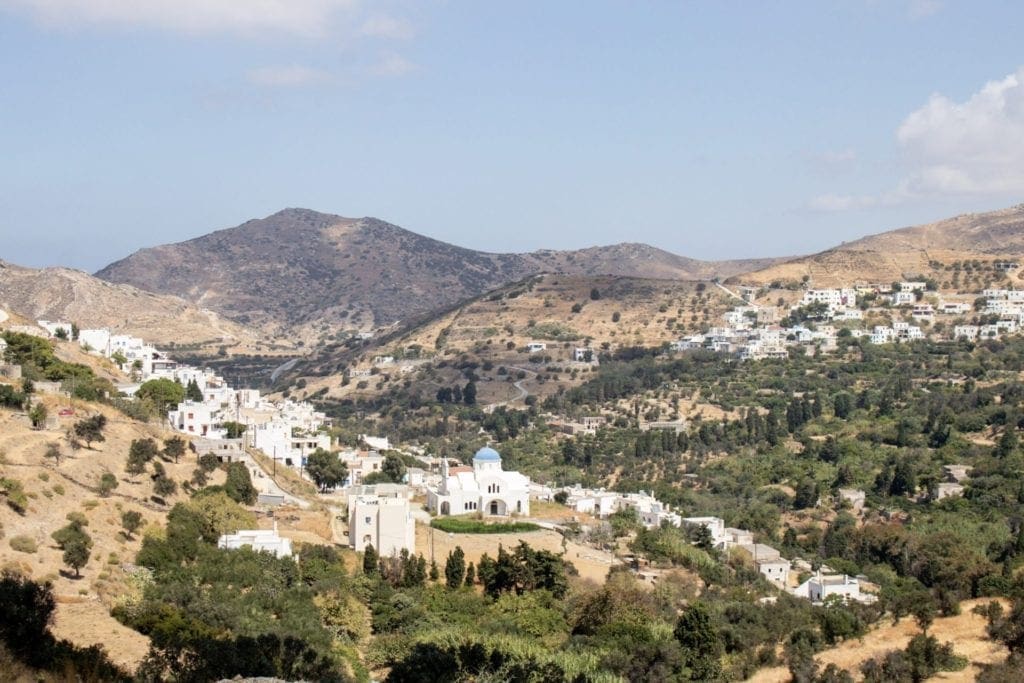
top-left (733, 203), bottom-right (1024, 288)
top-left (95, 208), bottom-right (784, 337)
top-left (0, 259), bottom-right (256, 347)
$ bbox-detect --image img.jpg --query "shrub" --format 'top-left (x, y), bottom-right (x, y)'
top-left (9, 536), bottom-right (37, 553)
top-left (0, 479), bottom-right (29, 515)
top-left (430, 518), bottom-right (540, 534)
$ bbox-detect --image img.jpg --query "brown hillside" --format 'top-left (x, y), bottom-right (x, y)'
top-left (0, 395), bottom-right (231, 670)
top-left (0, 260), bottom-right (258, 348)
top-left (95, 208), bottom-right (782, 338)
top-left (290, 274), bottom-right (730, 404)
top-left (736, 204), bottom-right (1024, 288)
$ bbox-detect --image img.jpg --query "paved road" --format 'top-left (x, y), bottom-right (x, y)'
top-left (485, 365), bottom-right (538, 412)
top-left (240, 449), bottom-right (311, 509)
top-left (715, 281), bottom-right (752, 305)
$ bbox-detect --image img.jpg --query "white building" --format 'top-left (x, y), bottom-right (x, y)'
top-left (251, 420), bottom-right (331, 469)
top-left (837, 488), bottom-right (866, 511)
top-left (793, 572), bottom-right (875, 604)
top-left (526, 342), bottom-right (547, 352)
top-left (168, 400), bottom-right (223, 438)
top-left (361, 435), bottom-right (391, 451)
top-left (939, 302), bottom-right (971, 315)
top-left (218, 525), bottom-right (293, 559)
top-left (737, 543), bottom-right (790, 586)
top-left (573, 347), bottom-right (596, 362)
top-left (682, 516), bottom-right (730, 548)
top-left (618, 491), bottom-right (681, 529)
top-left (934, 482), bottom-right (965, 500)
top-left (77, 328), bottom-right (111, 354)
top-left (427, 446), bottom-right (531, 517)
top-left (954, 325), bottom-right (980, 340)
top-left (347, 485), bottom-right (415, 556)
top-left (891, 291), bottom-right (916, 306)
top-left (562, 486), bottom-right (619, 517)
top-left (37, 320), bottom-right (72, 338)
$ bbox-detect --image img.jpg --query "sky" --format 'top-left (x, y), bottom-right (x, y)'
top-left (2, 1), bottom-right (1024, 272)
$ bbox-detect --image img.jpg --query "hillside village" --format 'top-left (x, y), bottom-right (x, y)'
top-left (7, 235), bottom-right (1024, 680)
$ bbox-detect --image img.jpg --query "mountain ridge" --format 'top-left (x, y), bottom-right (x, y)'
top-left (94, 208), bottom-right (785, 336)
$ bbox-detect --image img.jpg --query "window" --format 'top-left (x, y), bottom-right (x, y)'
top-left (365, 517), bottom-right (371, 524)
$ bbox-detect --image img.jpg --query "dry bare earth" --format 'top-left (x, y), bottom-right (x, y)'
top-left (748, 598), bottom-right (1010, 682)
top-left (735, 203), bottom-right (1024, 288)
top-left (0, 259), bottom-right (257, 348)
top-left (0, 399), bottom-right (224, 672)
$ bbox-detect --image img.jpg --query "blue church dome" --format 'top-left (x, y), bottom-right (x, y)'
top-left (473, 446), bottom-right (501, 461)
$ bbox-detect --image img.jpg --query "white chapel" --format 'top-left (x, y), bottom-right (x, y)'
top-left (427, 446), bottom-right (531, 517)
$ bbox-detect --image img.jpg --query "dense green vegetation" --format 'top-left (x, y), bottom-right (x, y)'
top-left (430, 517), bottom-right (540, 534)
top-left (1, 331), bottom-right (114, 401)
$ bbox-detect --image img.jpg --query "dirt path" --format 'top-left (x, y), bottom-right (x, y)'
top-left (748, 598), bottom-right (1008, 682)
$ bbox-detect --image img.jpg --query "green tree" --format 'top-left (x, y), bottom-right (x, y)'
top-left (793, 479), bottom-right (819, 510)
top-left (129, 438), bottom-right (159, 463)
top-left (185, 379), bottom-right (203, 402)
top-left (44, 442), bottom-right (61, 466)
top-left (833, 392), bottom-right (853, 419)
top-left (163, 436), bottom-right (187, 464)
top-left (445, 546), bottom-right (466, 589)
top-left (996, 426), bottom-right (1018, 458)
top-left (125, 450), bottom-right (147, 480)
top-left (221, 421), bottom-right (247, 439)
top-left (136, 378), bottom-right (185, 412)
top-left (224, 462), bottom-right (256, 504)
top-left (98, 472), bottom-right (118, 497)
top-left (73, 415), bottom-right (106, 448)
top-left (62, 538), bottom-right (90, 578)
top-left (381, 453), bottom-right (406, 483)
top-left (121, 510), bottom-right (143, 539)
top-left (463, 381), bottom-right (477, 406)
top-left (29, 402), bottom-right (47, 429)
top-left (305, 449), bottom-right (348, 492)
top-left (674, 601), bottom-right (723, 681)
top-left (362, 544), bottom-right (379, 576)
top-left (465, 562), bottom-right (476, 586)
top-left (153, 472), bottom-right (177, 497)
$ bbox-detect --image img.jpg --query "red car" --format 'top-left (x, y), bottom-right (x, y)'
top-left (58, 408), bottom-right (75, 417)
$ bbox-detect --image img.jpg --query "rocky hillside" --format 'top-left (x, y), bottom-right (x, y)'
top-left (95, 208), bottom-right (782, 336)
top-left (286, 273), bottom-right (731, 405)
top-left (734, 204), bottom-right (1024, 287)
top-left (0, 260), bottom-right (257, 348)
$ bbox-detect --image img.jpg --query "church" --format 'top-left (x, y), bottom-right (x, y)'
top-left (427, 446), bottom-right (531, 517)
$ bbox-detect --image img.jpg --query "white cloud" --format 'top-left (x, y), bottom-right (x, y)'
top-left (811, 66), bottom-right (1024, 211)
top-left (896, 67), bottom-right (1024, 196)
top-left (247, 65), bottom-right (332, 87)
top-left (360, 14), bottom-right (414, 40)
top-left (0, 0), bottom-right (357, 38)
top-left (369, 52), bottom-right (417, 77)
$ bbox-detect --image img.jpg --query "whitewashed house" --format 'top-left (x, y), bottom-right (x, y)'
top-left (218, 525), bottom-right (293, 559)
top-left (792, 572), bottom-right (875, 604)
top-left (347, 484), bottom-right (415, 556)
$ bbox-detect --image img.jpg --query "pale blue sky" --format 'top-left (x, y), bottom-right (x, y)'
top-left (2, 1), bottom-right (1023, 271)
